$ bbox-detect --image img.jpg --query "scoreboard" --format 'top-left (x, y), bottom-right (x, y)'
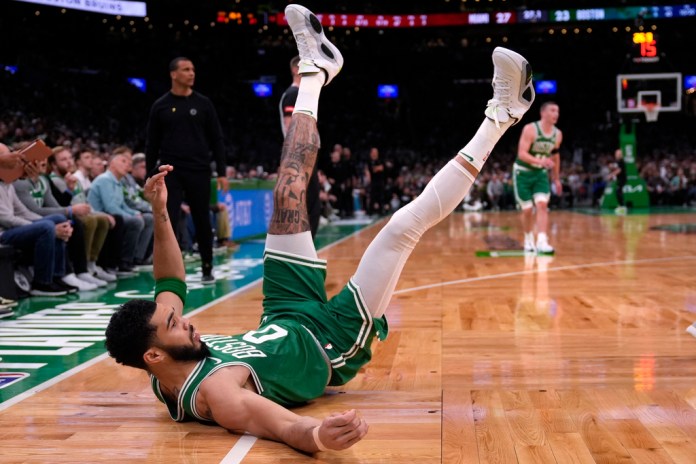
top-left (218, 4), bottom-right (696, 28)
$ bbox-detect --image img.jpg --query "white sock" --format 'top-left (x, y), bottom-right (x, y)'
top-left (537, 232), bottom-right (548, 244)
top-left (458, 118), bottom-right (512, 172)
top-left (352, 160), bottom-right (476, 318)
top-left (524, 232), bottom-right (535, 243)
top-left (293, 73), bottom-right (326, 121)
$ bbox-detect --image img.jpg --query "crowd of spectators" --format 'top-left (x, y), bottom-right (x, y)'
top-left (0, 139), bottom-right (156, 299)
top-left (1, 8), bottom-right (696, 312)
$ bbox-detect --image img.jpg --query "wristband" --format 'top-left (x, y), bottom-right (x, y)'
top-left (312, 426), bottom-right (329, 452)
top-left (155, 277), bottom-right (187, 304)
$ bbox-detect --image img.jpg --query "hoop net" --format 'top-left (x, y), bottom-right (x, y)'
top-left (642, 102), bottom-right (660, 122)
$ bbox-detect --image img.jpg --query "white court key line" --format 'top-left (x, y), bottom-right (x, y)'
top-left (219, 434), bottom-right (258, 464)
top-left (393, 255), bottom-right (696, 295)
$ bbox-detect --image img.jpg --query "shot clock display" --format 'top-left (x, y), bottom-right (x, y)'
top-left (632, 31), bottom-right (659, 63)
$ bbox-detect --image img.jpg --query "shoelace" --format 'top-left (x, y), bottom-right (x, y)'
top-left (294, 33), bottom-right (313, 61)
top-left (487, 75), bottom-right (512, 128)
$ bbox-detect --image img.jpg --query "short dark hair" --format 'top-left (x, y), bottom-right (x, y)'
top-left (169, 57), bottom-right (191, 72)
top-left (105, 299), bottom-right (158, 370)
top-left (540, 101), bottom-right (558, 113)
top-left (75, 150), bottom-right (93, 162)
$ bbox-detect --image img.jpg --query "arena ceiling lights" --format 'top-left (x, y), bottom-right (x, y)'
top-left (12, 0), bottom-right (147, 17)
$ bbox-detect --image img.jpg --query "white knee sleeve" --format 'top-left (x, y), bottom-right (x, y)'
top-left (352, 160), bottom-right (475, 317)
top-left (265, 231), bottom-right (318, 259)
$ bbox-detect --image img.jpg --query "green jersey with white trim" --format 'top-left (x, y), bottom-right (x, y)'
top-left (150, 319), bottom-right (331, 423)
top-left (515, 121), bottom-right (558, 171)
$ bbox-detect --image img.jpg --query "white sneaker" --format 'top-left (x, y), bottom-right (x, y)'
top-left (93, 265), bottom-right (117, 282)
top-left (524, 238), bottom-right (537, 253)
top-left (285, 4), bottom-right (343, 85)
top-left (77, 272), bottom-right (108, 288)
top-left (536, 238), bottom-right (555, 254)
top-left (485, 47), bottom-right (535, 127)
top-left (62, 273), bottom-right (97, 291)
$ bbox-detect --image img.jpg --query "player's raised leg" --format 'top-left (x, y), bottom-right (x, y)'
top-left (265, 4), bottom-right (343, 258)
top-left (352, 47), bottom-right (535, 317)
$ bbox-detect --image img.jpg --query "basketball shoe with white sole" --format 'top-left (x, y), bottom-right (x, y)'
top-left (536, 236), bottom-right (555, 254)
top-left (285, 4), bottom-right (343, 85)
top-left (485, 47), bottom-right (535, 128)
top-left (524, 237), bottom-right (537, 254)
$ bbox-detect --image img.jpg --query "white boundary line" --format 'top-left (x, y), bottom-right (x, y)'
top-left (219, 434), bottom-right (258, 464)
top-left (0, 353), bottom-right (109, 412)
top-left (393, 255), bottom-right (696, 296)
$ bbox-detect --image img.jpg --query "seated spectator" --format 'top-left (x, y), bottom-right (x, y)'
top-left (0, 143), bottom-right (75, 296)
top-left (14, 158), bottom-right (98, 291)
top-left (114, 146), bottom-right (153, 266)
top-left (73, 150), bottom-right (94, 192)
top-left (88, 152), bottom-right (146, 275)
top-left (89, 153), bottom-right (107, 180)
top-left (131, 153), bottom-right (147, 187)
top-left (48, 146), bottom-right (116, 283)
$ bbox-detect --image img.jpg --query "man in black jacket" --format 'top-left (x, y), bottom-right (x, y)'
top-left (145, 57), bottom-right (228, 284)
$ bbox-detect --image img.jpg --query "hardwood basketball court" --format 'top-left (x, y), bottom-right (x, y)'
top-left (2, 210), bottom-right (696, 463)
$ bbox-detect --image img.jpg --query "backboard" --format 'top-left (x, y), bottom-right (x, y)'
top-left (617, 73), bottom-right (682, 118)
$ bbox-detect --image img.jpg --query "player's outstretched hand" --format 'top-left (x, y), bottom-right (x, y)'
top-left (317, 409), bottom-right (368, 451)
top-left (144, 165), bottom-right (173, 211)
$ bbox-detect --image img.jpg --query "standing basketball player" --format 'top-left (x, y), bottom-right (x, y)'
top-left (279, 55), bottom-right (322, 238)
top-left (514, 102), bottom-right (563, 253)
top-left (105, 4), bottom-right (535, 453)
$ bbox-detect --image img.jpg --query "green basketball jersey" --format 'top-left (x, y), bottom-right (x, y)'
top-left (150, 319), bottom-right (331, 423)
top-left (515, 121), bottom-right (558, 170)
top-left (25, 176), bottom-right (49, 207)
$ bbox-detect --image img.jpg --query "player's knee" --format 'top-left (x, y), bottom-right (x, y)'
top-left (383, 208), bottom-right (424, 244)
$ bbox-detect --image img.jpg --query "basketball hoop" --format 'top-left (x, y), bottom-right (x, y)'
top-left (641, 102), bottom-right (660, 122)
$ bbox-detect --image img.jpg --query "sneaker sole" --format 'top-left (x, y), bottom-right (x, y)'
top-left (30, 290), bottom-right (68, 296)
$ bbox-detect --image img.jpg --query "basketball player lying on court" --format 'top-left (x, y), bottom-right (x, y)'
top-left (105, 4), bottom-right (536, 454)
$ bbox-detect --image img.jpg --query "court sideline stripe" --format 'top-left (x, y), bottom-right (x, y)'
top-left (393, 255), bottom-right (696, 295)
top-left (219, 434), bottom-right (257, 464)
